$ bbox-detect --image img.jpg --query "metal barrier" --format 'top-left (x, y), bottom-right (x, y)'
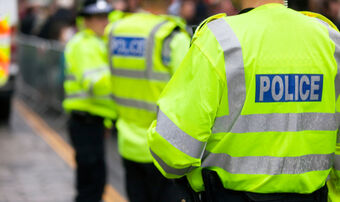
top-left (17, 33), bottom-right (65, 113)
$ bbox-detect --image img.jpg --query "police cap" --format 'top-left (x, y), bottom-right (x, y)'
top-left (79, 0), bottom-right (113, 16)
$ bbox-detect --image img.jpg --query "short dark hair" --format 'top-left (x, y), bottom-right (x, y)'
top-left (288, 0), bottom-right (309, 11)
top-left (141, 0), bottom-right (171, 7)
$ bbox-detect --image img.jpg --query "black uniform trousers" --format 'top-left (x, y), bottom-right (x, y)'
top-left (123, 158), bottom-right (189, 202)
top-left (68, 112), bottom-right (106, 202)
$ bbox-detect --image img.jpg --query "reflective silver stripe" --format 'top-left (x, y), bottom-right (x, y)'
top-left (202, 152), bottom-right (333, 175)
top-left (316, 19), bottom-right (340, 98)
top-left (213, 113), bottom-right (338, 133)
top-left (111, 68), bottom-right (170, 80)
top-left (66, 92), bottom-right (88, 99)
top-left (315, 18), bottom-right (330, 28)
top-left (334, 155), bottom-right (340, 171)
top-left (110, 21), bottom-right (171, 81)
top-left (112, 94), bottom-right (157, 112)
top-left (156, 110), bottom-right (205, 158)
top-left (145, 21), bottom-right (171, 81)
top-left (66, 92), bottom-right (112, 100)
top-left (84, 67), bottom-right (110, 95)
top-left (150, 149), bottom-right (194, 175)
top-left (327, 23), bottom-right (340, 98)
top-left (111, 68), bottom-right (145, 79)
top-left (208, 18), bottom-right (246, 132)
top-left (65, 74), bottom-right (76, 81)
top-left (83, 67), bottom-right (110, 78)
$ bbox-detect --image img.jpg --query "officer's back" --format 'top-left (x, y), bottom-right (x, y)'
top-left (201, 3), bottom-right (338, 192)
top-left (147, 2), bottom-right (340, 202)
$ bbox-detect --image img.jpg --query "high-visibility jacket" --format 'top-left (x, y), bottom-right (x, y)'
top-left (0, 17), bottom-right (10, 86)
top-left (63, 29), bottom-right (117, 120)
top-left (108, 10), bottom-right (128, 23)
top-left (299, 11), bottom-right (340, 202)
top-left (108, 13), bottom-right (190, 162)
top-left (148, 3), bottom-right (340, 194)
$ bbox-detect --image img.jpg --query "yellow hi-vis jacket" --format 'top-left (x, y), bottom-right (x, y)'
top-left (148, 3), bottom-right (340, 194)
top-left (108, 13), bottom-right (191, 162)
top-left (0, 17), bottom-right (10, 86)
top-left (63, 29), bottom-right (117, 120)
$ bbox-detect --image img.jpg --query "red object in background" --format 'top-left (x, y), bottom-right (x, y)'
top-left (10, 26), bottom-right (17, 63)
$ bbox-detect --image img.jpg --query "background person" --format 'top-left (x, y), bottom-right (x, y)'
top-left (63, 0), bottom-right (117, 201)
top-left (107, 0), bottom-right (191, 201)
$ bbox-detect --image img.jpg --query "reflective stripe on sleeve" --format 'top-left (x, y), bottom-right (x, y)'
top-left (111, 68), bottom-right (170, 81)
top-left (83, 66), bottom-right (110, 78)
top-left (155, 110), bottom-right (206, 159)
top-left (112, 94), bottom-right (157, 112)
top-left (66, 92), bottom-right (88, 99)
top-left (207, 18), bottom-right (246, 127)
top-left (150, 149), bottom-right (195, 175)
top-left (213, 113), bottom-right (338, 134)
top-left (334, 155), bottom-right (340, 171)
top-left (65, 74), bottom-right (76, 81)
top-left (202, 152), bottom-right (333, 175)
top-left (316, 19), bottom-right (340, 98)
top-left (66, 92), bottom-right (112, 100)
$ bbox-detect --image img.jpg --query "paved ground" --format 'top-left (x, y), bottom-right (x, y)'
top-left (0, 98), bottom-right (127, 202)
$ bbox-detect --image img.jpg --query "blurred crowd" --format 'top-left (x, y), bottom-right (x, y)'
top-left (17, 0), bottom-right (340, 44)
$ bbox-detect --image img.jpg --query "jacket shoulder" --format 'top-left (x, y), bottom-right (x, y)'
top-left (300, 11), bottom-right (339, 32)
top-left (191, 13), bottom-right (226, 44)
top-left (65, 31), bottom-right (99, 55)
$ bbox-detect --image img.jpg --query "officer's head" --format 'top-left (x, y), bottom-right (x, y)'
top-left (141, 0), bottom-right (172, 14)
top-left (78, 0), bottom-right (113, 36)
top-left (126, 0), bottom-right (141, 12)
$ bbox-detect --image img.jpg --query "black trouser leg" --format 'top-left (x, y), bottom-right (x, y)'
top-left (123, 158), bottom-right (189, 202)
top-left (69, 116), bottom-right (106, 202)
top-left (122, 159), bottom-right (149, 202)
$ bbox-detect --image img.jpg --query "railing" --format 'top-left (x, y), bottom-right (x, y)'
top-left (17, 33), bottom-right (65, 114)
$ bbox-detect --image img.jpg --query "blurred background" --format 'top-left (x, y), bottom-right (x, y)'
top-left (1, 0), bottom-right (340, 201)
top-left (15, 0), bottom-right (340, 43)
top-left (11, 0), bottom-right (340, 115)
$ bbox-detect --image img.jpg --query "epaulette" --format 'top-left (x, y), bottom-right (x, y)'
top-left (162, 15), bottom-right (187, 31)
top-left (108, 10), bottom-right (129, 23)
top-left (191, 13), bottom-right (226, 45)
top-left (300, 11), bottom-right (339, 32)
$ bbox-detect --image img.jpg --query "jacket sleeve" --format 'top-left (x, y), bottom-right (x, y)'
top-left (147, 28), bottom-right (225, 178)
top-left (328, 31), bottom-right (340, 202)
top-left (65, 37), bottom-right (112, 97)
top-left (328, 109), bottom-right (340, 201)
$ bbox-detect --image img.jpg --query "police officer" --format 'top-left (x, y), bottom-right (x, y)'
top-left (107, 0), bottom-right (191, 201)
top-left (148, 0), bottom-right (340, 201)
top-left (63, 0), bottom-right (116, 201)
